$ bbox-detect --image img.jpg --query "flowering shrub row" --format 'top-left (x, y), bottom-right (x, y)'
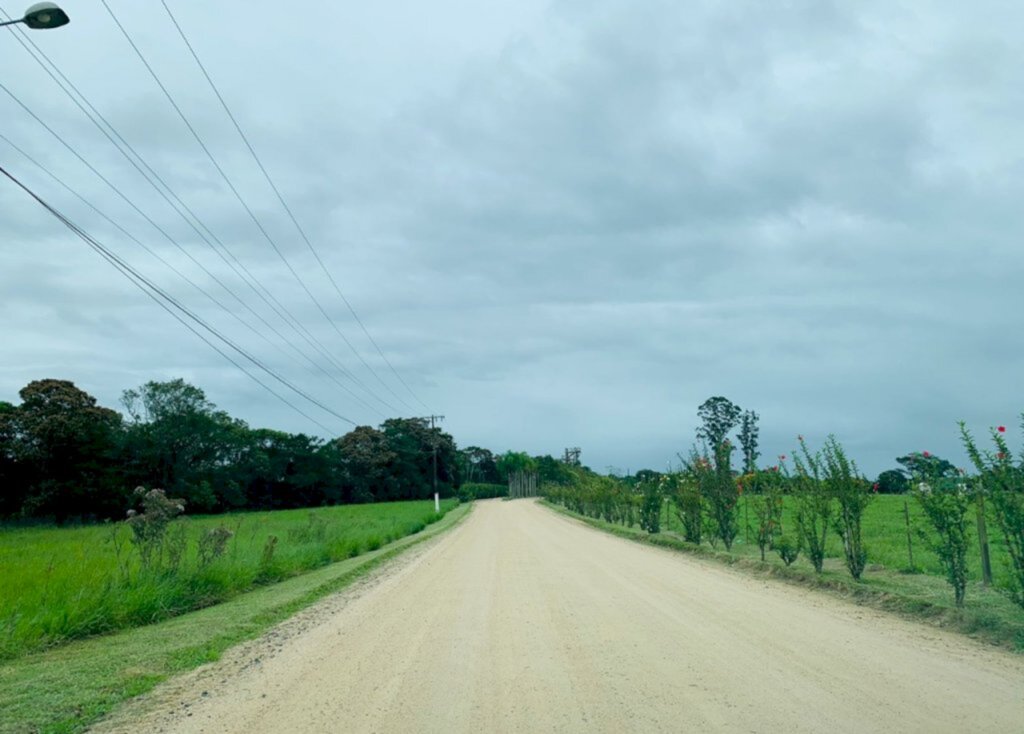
top-left (546, 417), bottom-right (1024, 610)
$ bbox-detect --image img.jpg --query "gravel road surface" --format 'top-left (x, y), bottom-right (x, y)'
top-left (94, 499), bottom-right (1024, 733)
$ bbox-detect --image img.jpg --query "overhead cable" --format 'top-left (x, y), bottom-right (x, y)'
top-left (100, 0), bottom-right (417, 414)
top-left (160, 0), bottom-right (431, 412)
top-left (0, 131), bottom-right (385, 420)
top-left (1, 162), bottom-right (356, 433)
top-left (0, 79), bottom-right (388, 417)
top-left (0, 13), bottom-right (395, 416)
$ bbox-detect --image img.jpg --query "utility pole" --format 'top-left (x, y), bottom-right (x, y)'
top-left (426, 415), bottom-right (445, 508)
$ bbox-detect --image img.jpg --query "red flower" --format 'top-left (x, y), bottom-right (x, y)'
top-left (998, 426), bottom-right (1006, 433)
top-left (779, 454), bottom-right (786, 461)
top-left (872, 483), bottom-right (879, 493)
top-left (997, 452), bottom-right (1006, 460)
top-left (923, 451), bottom-right (931, 458)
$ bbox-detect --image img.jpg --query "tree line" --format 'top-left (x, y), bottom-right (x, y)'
top-left (0, 378), bottom-right (590, 524)
top-left (0, 378), bottom-right (463, 522)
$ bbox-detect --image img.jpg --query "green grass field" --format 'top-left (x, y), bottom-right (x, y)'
top-left (0, 504), bottom-right (471, 734)
top-left (676, 494), bottom-right (1012, 586)
top-left (0, 500), bottom-right (457, 661)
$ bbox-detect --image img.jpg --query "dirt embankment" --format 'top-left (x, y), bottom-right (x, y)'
top-left (94, 499), bottom-right (1024, 734)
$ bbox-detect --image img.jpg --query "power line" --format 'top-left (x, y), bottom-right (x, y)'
top-left (100, 0), bottom-right (418, 414)
top-left (4, 3), bottom-right (412, 419)
top-left (0, 133), bottom-right (255, 337)
top-left (1, 162), bottom-right (356, 433)
top-left (0, 78), bottom-right (388, 418)
top-left (0, 11), bottom-right (396, 416)
top-left (0, 131), bottom-right (386, 420)
top-left (0, 11), bottom-right (396, 418)
top-left (159, 0), bottom-right (431, 412)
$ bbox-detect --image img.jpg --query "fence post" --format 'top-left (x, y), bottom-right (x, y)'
top-left (903, 497), bottom-right (915, 571)
top-left (977, 491), bottom-right (993, 586)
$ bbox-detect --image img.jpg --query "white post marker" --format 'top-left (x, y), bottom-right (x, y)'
top-left (434, 492), bottom-right (440, 513)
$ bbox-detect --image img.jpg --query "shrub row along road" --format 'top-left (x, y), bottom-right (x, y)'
top-left (98, 500), bottom-right (1024, 733)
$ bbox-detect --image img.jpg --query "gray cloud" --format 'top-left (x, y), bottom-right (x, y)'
top-left (2, 0), bottom-right (1022, 475)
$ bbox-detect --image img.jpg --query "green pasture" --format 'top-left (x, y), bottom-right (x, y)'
top-left (0, 499), bottom-right (457, 661)
top-left (0, 503), bottom-right (471, 734)
top-left (658, 494), bottom-right (1012, 586)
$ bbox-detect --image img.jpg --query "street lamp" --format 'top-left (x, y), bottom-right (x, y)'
top-left (0, 3), bottom-right (70, 30)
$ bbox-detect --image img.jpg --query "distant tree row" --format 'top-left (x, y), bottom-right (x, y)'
top-left (0, 378), bottom-right (461, 523)
top-left (457, 447), bottom-right (578, 487)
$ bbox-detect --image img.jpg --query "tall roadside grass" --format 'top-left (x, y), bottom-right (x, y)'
top-left (0, 499), bottom-right (456, 661)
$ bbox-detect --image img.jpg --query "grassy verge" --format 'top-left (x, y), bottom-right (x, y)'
top-left (730, 493), bottom-right (1012, 585)
top-left (541, 500), bottom-right (1024, 652)
top-left (0, 503), bottom-right (470, 734)
top-left (1, 500), bottom-right (457, 660)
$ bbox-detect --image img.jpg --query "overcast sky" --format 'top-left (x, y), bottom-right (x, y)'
top-left (2, 0), bottom-right (1021, 476)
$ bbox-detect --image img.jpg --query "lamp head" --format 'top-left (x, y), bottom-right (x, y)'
top-left (22, 3), bottom-right (69, 30)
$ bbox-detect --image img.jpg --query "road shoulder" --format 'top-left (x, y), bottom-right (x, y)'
top-left (0, 503), bottom-right (472, 734)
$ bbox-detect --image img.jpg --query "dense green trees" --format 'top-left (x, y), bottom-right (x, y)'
top-left (0, 378), bottom-right (462, 522)
top-left (0, 380), bottom-right (123, 522)
top-left (495, 451), bottom-right (536, 479)
top-left (874, 469), bottom-right (909, 494)
top-left (1, 373), bottom-right (594, 524)
top-left (121, 379), bottom-right (243, 511)
top-left (459, 446), bottom-right (500, 484)
top-left (0, 401), bottom-right (24, 517)
top-left (380, 418), bottom-right (460, 500)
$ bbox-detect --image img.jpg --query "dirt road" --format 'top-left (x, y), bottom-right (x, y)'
top-left (96, 500), bottom-right (1024, 733)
